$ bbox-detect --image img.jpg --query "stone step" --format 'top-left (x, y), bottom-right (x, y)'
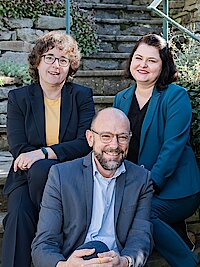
top-left (84, 52), bottom-right (129, 59)
top-left (0, 126), bottom-right (6, 134)
top-left (0, 212), bottom-right (6, 234)
top-left (77, 69), bottom-right (125, 77)
top-left (75, 0), bottom-right (142, 5)
top-left (96, 18), bottom-right (163, 25)
top-left (97, 35), bottom-right (144, 53)
top-left (0, 121), bottom-right (7, 150)
top-left (75, 74), bottom-right (131, 96)
top-left (99, 35), bottom-right (140, 42)
top-left (78, 3), bottom-right (158, 20)
top-left (79, 3), bottom-right (148, 11)
top-left (80, 53), bottom-right (129, 72)
top-left (96, 17), bottom-right (162, 36)
top-left (94, 95), bottom-right (114, 104)
top-left (81, 52), bottom-right (128, 71)
top-left (0, 151), bottom-right (12, 212)
top-left (0, 151), bottom-right (12, 187)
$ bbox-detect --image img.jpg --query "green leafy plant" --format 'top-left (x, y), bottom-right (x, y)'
top-left (0, 62), bottom-right (31, 86)
top-left (0, 78), bottom-right (4, 87)
top-left (70, 1), bottom-right (99, 56)
top-left (0, 0), bottom-right (68, 20)
top-left (0, 0), bottom-right (43, 21)
top-left (0, 0), bottom-right (100, 56)
top-left (170, 35), bottom-right (200, 162)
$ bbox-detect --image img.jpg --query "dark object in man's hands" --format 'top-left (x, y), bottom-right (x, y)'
top-left (77, 241), bottom-right (109, 260)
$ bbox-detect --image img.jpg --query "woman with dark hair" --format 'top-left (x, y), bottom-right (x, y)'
top-left (2, 31), bottom-right (95, 267)
top-left (114, 33), bottom-right (200, 266)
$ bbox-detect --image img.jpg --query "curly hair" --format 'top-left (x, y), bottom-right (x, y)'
top-left (28, 31), bottom-right (81, 82)
top-left (125, 34), bottom-right (178, 90)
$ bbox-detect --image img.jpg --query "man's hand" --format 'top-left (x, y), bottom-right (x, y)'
top-left (56, 249), bottom-right (115, 267)
top-left (56, 249), bottom-right (113, 267)
top-left (94, 251), bottom-right (128, 267)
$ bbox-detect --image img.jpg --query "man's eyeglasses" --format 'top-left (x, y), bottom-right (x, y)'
top-left (91, 129), bottom-right (132, 144)
top-left (41, 54), bottom-right (70, 67)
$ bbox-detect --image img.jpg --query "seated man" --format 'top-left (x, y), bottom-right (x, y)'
top-left (32, 107), bottom-right (153, 267)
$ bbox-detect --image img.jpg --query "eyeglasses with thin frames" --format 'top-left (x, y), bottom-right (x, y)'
top-left (91, 129), bottom-right (132, 144)
top-left (41, 54), bottom-right (70, 67)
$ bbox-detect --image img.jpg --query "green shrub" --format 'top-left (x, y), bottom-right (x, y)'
top-left (0, 0), bottom-right (43, 21)
top-left (0, 0), bottom-right (100, 56)
top-left (0, 62), bottom-right (31, 85)
top-left (70, 1), bottom-right (100, 56)
top-left (0, 78), bottom-right (4, 87)
top-left (170, 35), bottom-right (200, 162)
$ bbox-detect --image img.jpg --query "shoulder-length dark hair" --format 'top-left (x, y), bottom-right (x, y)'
top-left (125, 34), bottom-right (178, 90)
top-left (28, 31), bottom-right (81, 83)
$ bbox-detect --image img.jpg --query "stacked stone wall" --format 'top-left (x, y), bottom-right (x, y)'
top-left (172, 0), bottom-right (200, 32)
top-left (132, 0), bottom-right (200, 32)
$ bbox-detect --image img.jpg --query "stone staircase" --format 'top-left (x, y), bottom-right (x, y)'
top-left (73, 0), bottom-right (163, 97)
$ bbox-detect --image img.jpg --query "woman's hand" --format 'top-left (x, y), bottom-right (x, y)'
top-left (14, 149), bottom-right (45, 172)
top-left (13, 147), bottom-right (57, 172)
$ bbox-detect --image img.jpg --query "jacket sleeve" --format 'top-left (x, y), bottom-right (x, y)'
top-left (120, 171), bottom-right (154, 265)
top-left (50, 87), bottom-right (95, 162)
top-left (151, 87), bottom-right (193, 190)
top-left (31, 165), bottom-right (66, 267)
top-left (7, 89), bottom-right (38, 159)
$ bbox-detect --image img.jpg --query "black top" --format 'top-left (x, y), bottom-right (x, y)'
top-left (127, 93), bottom-right (150, 164)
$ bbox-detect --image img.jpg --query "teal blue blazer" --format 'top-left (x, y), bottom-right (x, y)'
top-left (114, 83), bottom-right (200, 199)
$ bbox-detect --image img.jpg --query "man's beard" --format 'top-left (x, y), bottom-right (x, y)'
top-left (94, 147), bottom-right (126, 171)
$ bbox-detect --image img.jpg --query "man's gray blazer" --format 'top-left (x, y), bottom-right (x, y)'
top-left (32, 153), bottom-right (153, 267)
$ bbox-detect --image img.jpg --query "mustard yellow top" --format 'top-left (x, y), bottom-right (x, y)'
top-left (44, 96), bottom-right (61, 146)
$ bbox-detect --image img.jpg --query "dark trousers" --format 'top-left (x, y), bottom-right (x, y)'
top-left (27, 159), bottom-right (59, 210)
top-left (151, 194), bottom-right (200, 267)
top-left (2, 159), bottom-right (59, 267)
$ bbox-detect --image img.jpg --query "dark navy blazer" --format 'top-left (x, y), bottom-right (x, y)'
top-left (4, 82), bottom-right (95, 195)
top-left (114, 83), bottom-right (200, 199)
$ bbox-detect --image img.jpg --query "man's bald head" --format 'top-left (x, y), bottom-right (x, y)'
top-left (91, 107), bottom-right (130, 132)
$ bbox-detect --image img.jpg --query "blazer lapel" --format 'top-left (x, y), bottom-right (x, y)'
top-left (83, 153), bottom-right (94, 229)
top-left (139, 87), bottom-right (161, 154)
top-left (119, 84), bottom-right (136, 115)
top-left (29, 84), bottom-right (46, 145)
top-left (59, 83), bottom-right (73, 141)
top-left (114, 173), bottom-right (126, 226)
